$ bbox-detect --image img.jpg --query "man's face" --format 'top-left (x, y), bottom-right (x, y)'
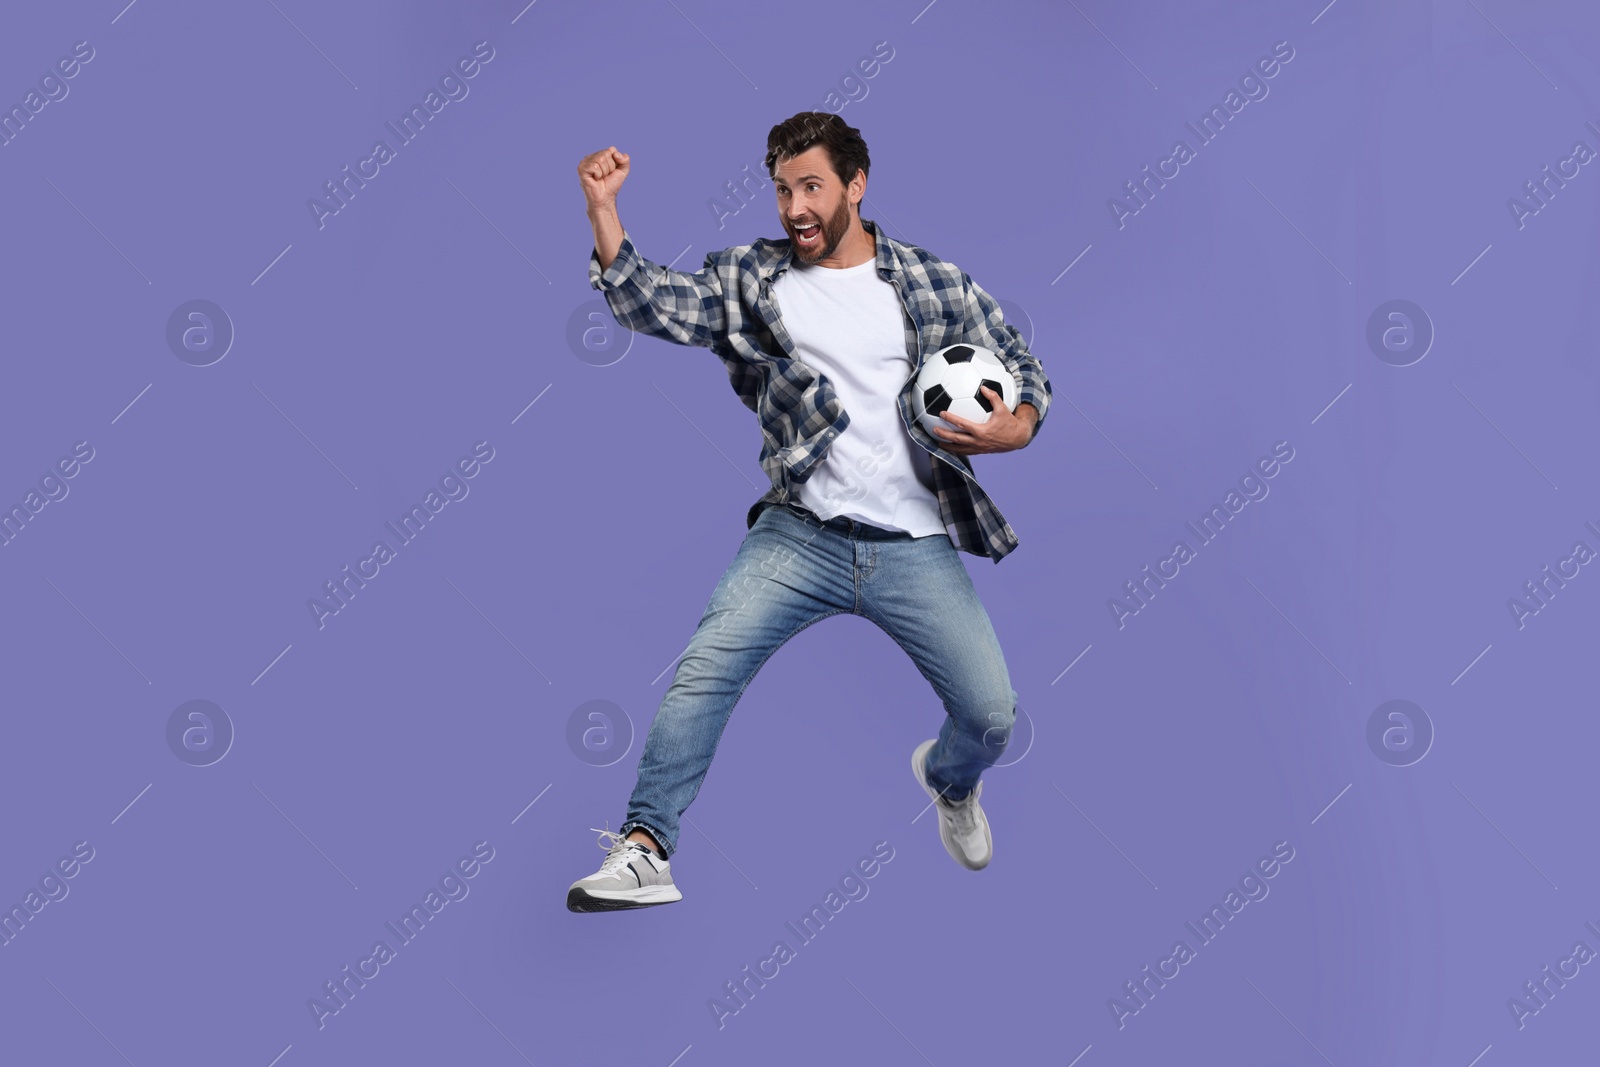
top-left (773, 145), bottom-right (858, 266)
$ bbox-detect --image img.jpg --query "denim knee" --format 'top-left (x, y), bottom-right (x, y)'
top-left (973, 690), bottom-right (1018, 751)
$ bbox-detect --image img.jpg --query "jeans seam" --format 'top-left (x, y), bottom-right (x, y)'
top-left (629, 605), bottom-right (851, 859)
top-left (857, 592), bottom-right (1013, 798)
top-left (728, 608), bottom-right (852, 711)
top-left (853, 544), bottom-right (863, 614)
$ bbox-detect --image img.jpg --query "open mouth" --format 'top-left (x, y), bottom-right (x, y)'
top-left (794, 222), bottom-right (821, 246)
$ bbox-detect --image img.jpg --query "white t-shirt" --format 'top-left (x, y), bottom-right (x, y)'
top-left (772, 256), bottom-right (947, 538)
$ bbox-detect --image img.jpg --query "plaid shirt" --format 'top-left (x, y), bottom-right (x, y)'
top-left (587, 217), bottom-right (1051, 563)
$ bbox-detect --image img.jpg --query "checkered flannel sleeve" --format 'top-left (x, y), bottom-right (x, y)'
top-left (959, 272), bottom-right (1051, 443)
top-left (588, 230), bottom-right (727, 349)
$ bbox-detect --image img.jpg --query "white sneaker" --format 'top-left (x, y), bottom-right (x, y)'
top-left (566, 828), bottom-right (683, 912)
top-left (911, 739), bottom-right (993, 870)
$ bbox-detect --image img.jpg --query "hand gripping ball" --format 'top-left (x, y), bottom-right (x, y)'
top-left (911, 344), bottom-right (1020, 437)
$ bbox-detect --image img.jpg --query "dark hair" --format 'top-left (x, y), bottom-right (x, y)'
top-left (764, 112), bottom-right (870, 202)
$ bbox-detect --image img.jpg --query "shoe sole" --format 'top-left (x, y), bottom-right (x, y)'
top-left (566, 885), bottom-right (683, 913)
top-left (911, 739), bottom-right (992, 870)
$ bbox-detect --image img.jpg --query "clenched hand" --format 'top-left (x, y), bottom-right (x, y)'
top-left (930, 388), bottom-right (1038, 455)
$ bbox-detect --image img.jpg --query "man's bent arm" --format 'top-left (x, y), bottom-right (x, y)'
top-left (959, 271), bottom-right (1051, 444)
top-left (589, 203), bottom-right (625, 273)
top-left (586, 224), bottom-right (728, 349)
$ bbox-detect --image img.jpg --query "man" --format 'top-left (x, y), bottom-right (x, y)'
top-left (567, 112), bottom-right (1051, 912)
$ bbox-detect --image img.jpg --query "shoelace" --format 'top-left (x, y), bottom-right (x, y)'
top-left (590, 827), bottom-right (646, 874)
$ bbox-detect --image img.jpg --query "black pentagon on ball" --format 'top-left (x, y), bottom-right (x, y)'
top-left (922, 384), bottom-right (953, 416)
top-left (941, 345), bottom-right (977, 364)
top-left (976, 379), bottom-right (1004, 413)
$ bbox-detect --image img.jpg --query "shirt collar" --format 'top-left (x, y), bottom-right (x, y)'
top-left (763, 217), bottom-right (899, 283)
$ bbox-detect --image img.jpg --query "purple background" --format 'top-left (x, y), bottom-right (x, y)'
top-left (2, 0), bottom-right (1597, 1063)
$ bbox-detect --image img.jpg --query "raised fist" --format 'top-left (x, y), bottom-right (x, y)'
top-left (578, 146), bottom-right (630, 212)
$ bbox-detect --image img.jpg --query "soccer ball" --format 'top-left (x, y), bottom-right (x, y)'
top-left (911, 344), bottom-right (1020, 437)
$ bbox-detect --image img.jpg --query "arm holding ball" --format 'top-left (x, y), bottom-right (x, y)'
top-left (929, 271), bottom-right (1049, 456)
top-left (931, 393), bottom-right (1037, 456)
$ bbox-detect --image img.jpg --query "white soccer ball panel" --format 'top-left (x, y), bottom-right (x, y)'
top-left (946, 395), bottom-right (993, 424)
top-left (940, 362), bottom-right (983, 400)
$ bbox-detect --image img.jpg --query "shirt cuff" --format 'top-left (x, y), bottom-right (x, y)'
top-left (588, 230), bottom-right (641, 291)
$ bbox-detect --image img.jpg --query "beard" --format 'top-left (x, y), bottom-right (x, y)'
top-left (787, 193), bottom-right (853, 263)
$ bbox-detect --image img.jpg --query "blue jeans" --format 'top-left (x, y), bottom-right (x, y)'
top-left (620, 499), bottom-right (1019, 857)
